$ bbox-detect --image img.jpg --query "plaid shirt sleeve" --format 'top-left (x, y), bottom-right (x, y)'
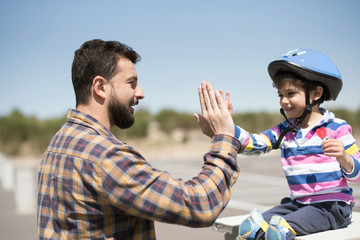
top-left (37, 110), bottom-right (240, 239)
top-left (101, 134), bottom-right (240, 227)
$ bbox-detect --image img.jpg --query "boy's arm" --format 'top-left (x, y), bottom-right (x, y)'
top-left (322, 122), bottom-right (360, 182)
top-left (235, 125), bottom-right (277, 155)
top-left (343, 142), bottom-right (360, 182)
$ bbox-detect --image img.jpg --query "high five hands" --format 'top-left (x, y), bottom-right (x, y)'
top-left (194, 81), bottom-right (234, 138)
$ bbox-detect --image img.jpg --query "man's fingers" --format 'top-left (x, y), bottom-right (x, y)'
top-left (216, 89), bottom-right (233, 114)
top-left (202, 82), bottom-right (217, 113)
top-left (215, 90), bottom-right (226, 110)
top-left (193, 113), bottom-right (200, 123)
top-left (199, 82), bottom-right (212, 113)
top-left (201, 82), bottom-right (232, 115)
top-left (225, 91), bottom-right (230, 105)
top-left (228, 102), bottom-right (233, 115)
top-left (205, 82), bottom-right (221, 111)
top-left (196, 81), bottom-right (235, 137)
top-left (198, 84), bottom-right (206, 112)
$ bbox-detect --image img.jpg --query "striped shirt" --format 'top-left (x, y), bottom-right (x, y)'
top-left (235, 108), bottom-right (360, 206)
top-left (37, 109), bottom-right (240, 239)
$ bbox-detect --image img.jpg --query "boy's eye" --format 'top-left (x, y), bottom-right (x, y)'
top-left (288, 91), bottom-right (296, 96)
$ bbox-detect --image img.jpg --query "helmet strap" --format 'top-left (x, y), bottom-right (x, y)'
top-left (296, 86), bottom-right (323, 128)
top-left (293, 87), bottom-right (312, 129)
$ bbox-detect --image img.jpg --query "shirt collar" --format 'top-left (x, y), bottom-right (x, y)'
top-left (319, 107), bottom-right (335, 123)
top-left (67, 109), bottom-right (113, 137)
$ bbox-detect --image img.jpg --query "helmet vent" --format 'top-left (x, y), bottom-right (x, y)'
top-left (292, 50), bottom-right (306, 57)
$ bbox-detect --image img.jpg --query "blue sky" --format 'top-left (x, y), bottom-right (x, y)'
top-left (1, 0), bottom-right (359, 119)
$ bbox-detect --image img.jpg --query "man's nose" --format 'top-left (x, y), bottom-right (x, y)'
top-left (136, 85), bottom-right (145, 99)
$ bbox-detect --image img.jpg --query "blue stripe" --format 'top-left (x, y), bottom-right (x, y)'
top-left (248, 135), bottom-right (269, 152)
top-left (234, 125), bottom-right (240, 139)
top-left (262, 129), bottom-right (277, 145)
top-left (341, 188), bottom-right (353, 195)
top-left (345, 142), bottom-right (357, 150)
top-left (344, 157), bottom-right (360, 179)
top-left (251, 135), bottom-right (258, 148)
top-left (326, 120), bottom-right (349, 131)
top-left (278, 121), bottom-right (291, 131)
top-left (283, 145), bottom-right (323, 158)
top-left (286, 171), bottom-right (343, 185)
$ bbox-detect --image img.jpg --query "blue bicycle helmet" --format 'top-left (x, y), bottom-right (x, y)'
top-left (268, 49), bottom-right (343, 149)
top-left (268, 48), bottom-right (343, 100)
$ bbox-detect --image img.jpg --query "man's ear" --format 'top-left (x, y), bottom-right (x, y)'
top-left (313, 86), bottom-right (324, 101)
top-left (93, 76), bottom-right (108, 100)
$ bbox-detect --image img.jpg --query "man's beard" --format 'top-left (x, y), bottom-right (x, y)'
top-left (108, 96), bottom-right (135, 129)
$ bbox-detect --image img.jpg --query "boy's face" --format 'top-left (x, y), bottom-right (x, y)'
top-left (277, 81), bottom-right (307, 119)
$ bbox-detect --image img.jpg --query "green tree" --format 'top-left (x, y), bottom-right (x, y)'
top-left (1, 107), bottom-right (359, 157)
top-left (155, 109), bottom-right (179, 134)
top-left (232, 111), bottom-right (282, 133)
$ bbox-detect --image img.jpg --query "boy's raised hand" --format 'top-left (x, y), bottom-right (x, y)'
top-left (194, 81), bottom-right (234, 138)
top-left (322, 139), bottom-right (354, 173)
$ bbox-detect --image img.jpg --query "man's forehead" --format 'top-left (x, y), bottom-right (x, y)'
top-left (117, 58), bottom-right (137, 72)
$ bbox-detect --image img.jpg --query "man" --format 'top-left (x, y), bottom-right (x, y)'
top-left (37, 39), bottom-right (240, 239)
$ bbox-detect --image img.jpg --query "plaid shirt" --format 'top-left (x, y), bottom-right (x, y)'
top-left (37, 109), bottom-right (240, 239)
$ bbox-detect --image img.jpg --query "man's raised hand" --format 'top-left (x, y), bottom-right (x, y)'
top-left (194, 81), bottom-right (234, 138)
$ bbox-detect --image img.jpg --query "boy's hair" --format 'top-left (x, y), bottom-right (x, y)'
top-left (71, 39), bottom-right (141, 106)
top-left (273, 71), bottom-right (328, 104)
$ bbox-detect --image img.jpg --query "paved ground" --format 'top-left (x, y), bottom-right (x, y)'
top-left (0, 186), bottom-right (37, 239)
top-left (1, 151), bottom-right (359, 239)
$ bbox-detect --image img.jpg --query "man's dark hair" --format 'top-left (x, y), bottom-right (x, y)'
top-left (71, 39), bottom-right (141, 106)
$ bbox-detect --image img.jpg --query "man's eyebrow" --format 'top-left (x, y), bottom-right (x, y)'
top-left (127, 76), bottom-right (138, 81)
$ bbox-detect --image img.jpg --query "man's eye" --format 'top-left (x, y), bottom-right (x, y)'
top-left (130, 82), bottom-right (136, 88)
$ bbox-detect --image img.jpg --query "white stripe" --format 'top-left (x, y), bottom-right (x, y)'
top-left (283, 161), bottom-right (340, 176)
top-left (237, 126), bottom-right (248, 143)
top-left (285, 138), bottom-right (324, 148)
top-left (339, 134), bottom-right (355, 145)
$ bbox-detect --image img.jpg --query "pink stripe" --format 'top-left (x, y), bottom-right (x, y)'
top-left (296, 193), bottom-right (356, 205)
top-left (290, 179), bottom-right (348, 194)
top-left (352, 151), bottom-right (360, 159)
top-left (284, 131), bottom-right (296, 141)
top-left (242, 131), bottom-right (250, 147)
top-left (272, 126), bottom-right (281, 137)
top-left (281, 154), bottom-right (337, 167)
top-left (329, 124), bottom-right (351, 138)
top-left (304, 129), bottom-right (316, 140)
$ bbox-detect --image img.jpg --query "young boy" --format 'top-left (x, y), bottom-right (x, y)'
top-left (236, 49), bottom-right (360, 240)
